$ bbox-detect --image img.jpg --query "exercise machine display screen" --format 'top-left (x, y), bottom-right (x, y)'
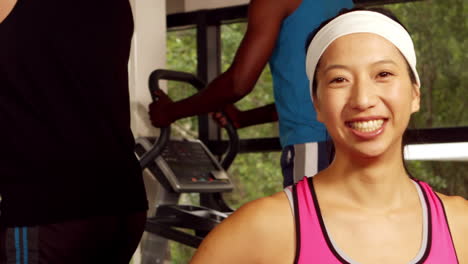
top-left (136, 137), bottom-right (234, 193)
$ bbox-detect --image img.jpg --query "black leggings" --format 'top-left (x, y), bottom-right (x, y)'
top-left (0, 211), bottom-right (146, 264)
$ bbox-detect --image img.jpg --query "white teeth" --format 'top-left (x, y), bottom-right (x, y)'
top-left (349, 119), bottom-right (384, 132)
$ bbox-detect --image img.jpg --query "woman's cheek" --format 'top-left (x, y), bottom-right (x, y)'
top-left (386, 83), bottom-right (414, 111)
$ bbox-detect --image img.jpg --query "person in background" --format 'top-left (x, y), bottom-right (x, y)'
top-left (0, 0), bottom-right (148, 263)
top-left (188, 8), bottom-right (468, 264)
top-left (149, 0), bottom-right (354, 187)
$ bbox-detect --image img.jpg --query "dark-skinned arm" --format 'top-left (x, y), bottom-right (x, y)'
top-left (233, 103), bottom-right (278, 128)
top-left (214, 103), bottom-right (278, 129)
top-left (149, 0), bottom-right (296, 127)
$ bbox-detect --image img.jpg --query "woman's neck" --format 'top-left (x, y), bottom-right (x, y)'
top-left (316, 145), bottom-right (416, 211)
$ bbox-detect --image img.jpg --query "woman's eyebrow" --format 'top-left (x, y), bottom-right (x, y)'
top-left (322, 64), bottom-right (350, 73)
top-left (372, 59), bottom-right (398, 66)
top-left (322, 59), bottom-right (398, 74)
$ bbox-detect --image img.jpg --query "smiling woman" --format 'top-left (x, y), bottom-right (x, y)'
top-left (189, 7), bottom-right (468, 264)
top-left (312, 31), bottom-right (420, 160)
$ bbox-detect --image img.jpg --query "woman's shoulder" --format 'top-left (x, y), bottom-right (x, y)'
top-left (221, 191), bottom-right (294, 233)
top-left (190, 191), bottom-right (296, 264)
top-left (437, 192), bottom-right (468, 219)
top-left (225, 190), bottom-right (295, 242)
top-left (436, 192), bottom-right (468, 262)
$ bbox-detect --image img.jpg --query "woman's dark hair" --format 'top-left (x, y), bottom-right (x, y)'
top-left (305, 7), bottom-right (417, 98)
top-left (309, 8), bottom-right (418, 176)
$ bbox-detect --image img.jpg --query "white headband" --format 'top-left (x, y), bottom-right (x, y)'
top-left (305, 10), bottom-right (420, 100)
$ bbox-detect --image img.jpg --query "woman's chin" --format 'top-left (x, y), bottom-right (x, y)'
top-left (348, 144), bottom-right (389, 161)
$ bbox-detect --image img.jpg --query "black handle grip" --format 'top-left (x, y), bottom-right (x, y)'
top-left (220, 122), bottom-right (239, 170)
top-left (139, 126), bottom-right (171, 169)
top-left (149, 69), bottom-right (206, 97)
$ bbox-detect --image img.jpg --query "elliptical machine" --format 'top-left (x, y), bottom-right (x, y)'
top-left (136, 69), bottom-right (240, 262)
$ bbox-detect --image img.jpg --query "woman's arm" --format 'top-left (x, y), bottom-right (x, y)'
top-left (189, 192), bottom-right (295, 264)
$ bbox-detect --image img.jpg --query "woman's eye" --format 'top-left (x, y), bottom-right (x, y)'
top-left (377, 72), bottom-right (393, 78)
top-left (330, 77), bottom-right (346, 83)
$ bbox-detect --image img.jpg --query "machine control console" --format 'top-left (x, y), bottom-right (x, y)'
top-left (135, 137), bottom-right (234, 193)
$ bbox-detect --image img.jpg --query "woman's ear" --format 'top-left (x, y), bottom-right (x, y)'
top-left (411, 83), bottom-right (420, 113)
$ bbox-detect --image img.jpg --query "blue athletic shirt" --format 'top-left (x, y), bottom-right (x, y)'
top-left (269, 0), bottom-right (354, 147)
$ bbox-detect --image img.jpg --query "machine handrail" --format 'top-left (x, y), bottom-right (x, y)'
top-left (146, 69), bottom-right (239, 170)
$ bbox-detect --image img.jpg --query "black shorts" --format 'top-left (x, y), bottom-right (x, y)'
top-left (0, 212), bottom-right (146, 264)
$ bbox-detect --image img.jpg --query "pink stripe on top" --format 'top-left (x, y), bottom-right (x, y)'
top-left (293, 177), bottom-right (342, 263)
top-left (292, 177), bottom-right (458, 263)
top-left (417, 181), bottom-right (458, 263)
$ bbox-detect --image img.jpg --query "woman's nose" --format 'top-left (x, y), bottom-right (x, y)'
top-left (348, 77), bottom-right (378, 111)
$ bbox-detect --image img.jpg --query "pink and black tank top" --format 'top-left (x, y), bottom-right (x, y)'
top-left (284, 177), bottom-right (458, 263)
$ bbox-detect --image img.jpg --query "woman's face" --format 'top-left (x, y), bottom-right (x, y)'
top-left (314, 33), bottom-right (420, 159)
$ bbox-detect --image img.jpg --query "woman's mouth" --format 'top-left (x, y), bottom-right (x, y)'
top-left (345, 118), bottom-right (387, 139)
top-left (347, 119), bottom-right (385, 133)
